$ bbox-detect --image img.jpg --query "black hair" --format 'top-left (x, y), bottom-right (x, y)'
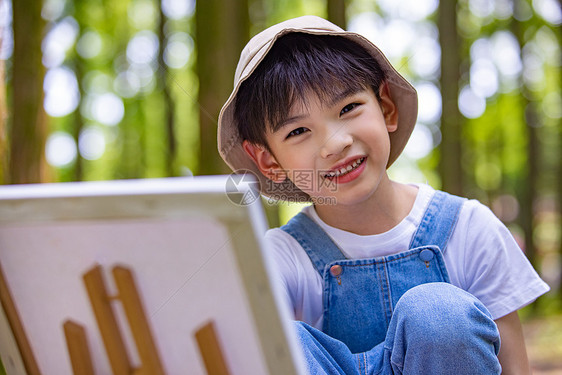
top-left (233, 32), bottom-right (387, 148)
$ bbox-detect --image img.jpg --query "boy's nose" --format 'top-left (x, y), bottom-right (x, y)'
top-left (318, 129), bottom-right (353, 159)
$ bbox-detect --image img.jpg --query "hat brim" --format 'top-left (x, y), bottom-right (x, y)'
top-left (218, 16), bottom-right (418, 202)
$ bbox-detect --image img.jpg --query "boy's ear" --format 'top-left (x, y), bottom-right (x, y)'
top-left (242, 140), bottom-right (287, 183)
top-left (379, 82), bottom-right (398, 133)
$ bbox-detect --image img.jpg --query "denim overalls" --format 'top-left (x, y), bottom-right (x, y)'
top-left (281, 190), bottom-right (464, 352)
top-left (282, 191), bottom-right (501, 374)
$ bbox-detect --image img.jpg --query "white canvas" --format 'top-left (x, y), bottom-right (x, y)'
top-left (0, 176), bottom-right (305, 375)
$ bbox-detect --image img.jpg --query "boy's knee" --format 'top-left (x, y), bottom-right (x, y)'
top-left (387, 283), bottom-right (501, 374)
top-left (392, 283), bottom-right (499, 347)
top-left (396, 282), bottom-right (492, 318)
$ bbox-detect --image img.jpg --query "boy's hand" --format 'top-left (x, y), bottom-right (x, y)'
top-left (495, 311), bottom-right (531, 375)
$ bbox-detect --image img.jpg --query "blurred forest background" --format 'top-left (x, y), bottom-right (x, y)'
top-left (0, 0), bottom-right (561, 372)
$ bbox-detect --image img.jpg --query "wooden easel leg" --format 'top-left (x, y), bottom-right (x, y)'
top-left (113, 266), bottom-right (166, 375)
top-left (63, 320), bottom-right (95, 375)
top-left (0, 261), bottom-right (42, 375)
top-left (195, 321), bottom-right (231, 375)
top-left (83, 265), bottom-right (132, 375)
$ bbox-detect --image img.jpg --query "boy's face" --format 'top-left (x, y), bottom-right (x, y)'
top-left (244, 83), bottom-right (398, 205)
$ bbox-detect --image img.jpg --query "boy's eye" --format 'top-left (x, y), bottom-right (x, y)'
top-left (286, 127), bottom-right (308, 139)
top-left (340, 103), bottom-right (360, 116)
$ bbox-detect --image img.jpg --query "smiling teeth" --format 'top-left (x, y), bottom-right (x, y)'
top-left (325, 157), bottom-right (365, 178)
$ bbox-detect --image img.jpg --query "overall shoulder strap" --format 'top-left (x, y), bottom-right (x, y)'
top-left (281, 212), bottom-right (346, 275)
top-left (409, 190), bottom-right (467, 253)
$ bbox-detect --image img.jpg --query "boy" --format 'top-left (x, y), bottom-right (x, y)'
top-left (218, 16), bottom-right (549, 374)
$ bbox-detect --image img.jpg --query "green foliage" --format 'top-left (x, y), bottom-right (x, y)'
top-left (21, 0), bottom-right (559, 200)
top-left (463, 92), bottom-right (529, 195)
top-left (31, 0), bottom-right (201, 181)
top-left (4, 0), bottom-right (560, 296)
top-left (261, 0), bottom-right (325, 26)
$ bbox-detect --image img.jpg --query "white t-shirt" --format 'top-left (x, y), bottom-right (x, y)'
top-left (265, 184), bottom-right (550, 328)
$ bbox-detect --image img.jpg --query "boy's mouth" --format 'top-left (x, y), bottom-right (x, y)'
top-left (323, 157), bottom-right (366, 179)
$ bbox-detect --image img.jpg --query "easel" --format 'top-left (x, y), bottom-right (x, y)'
top-left (0, 262), bottom-right (41, 375)
top-left (0, 261), bottom-right (232, 375)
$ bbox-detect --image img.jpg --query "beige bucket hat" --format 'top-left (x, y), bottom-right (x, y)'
top-left (218, 15), bottom-right (418, 201)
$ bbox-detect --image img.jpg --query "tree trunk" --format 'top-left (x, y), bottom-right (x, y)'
top-left (521, 101), bottom-right (540, 269)
top-left (71, 0), bottom-right (91, 182)
top-left (157, 0), bottom-right (177, 177)
top-left (327, 0), bottom-right (347, 29)
top-left (556, 0), bottom-right (562, 299)
top-left (511, 1), bottom-right (540, 271)
top-left (195, 0), bottom-right (249, 175)
top-left (10, 0), bottom-right (47, 184)
top-left (0, 46), bottom-right (6, 184)
top-left (438, 0), bottom-right (463, 195)
top-left (71, 57), bottom-right (85, 182)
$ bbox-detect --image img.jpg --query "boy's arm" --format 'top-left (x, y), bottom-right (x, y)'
top-left (495, 311), bottom-right (530, 375)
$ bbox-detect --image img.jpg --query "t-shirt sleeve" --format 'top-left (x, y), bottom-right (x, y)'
top-left (263, 227), bottom-right (325, 326)
top-left (459, 201), bottom-right (550, 319)
top-left (263, 228), bottom-right (300, 319)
